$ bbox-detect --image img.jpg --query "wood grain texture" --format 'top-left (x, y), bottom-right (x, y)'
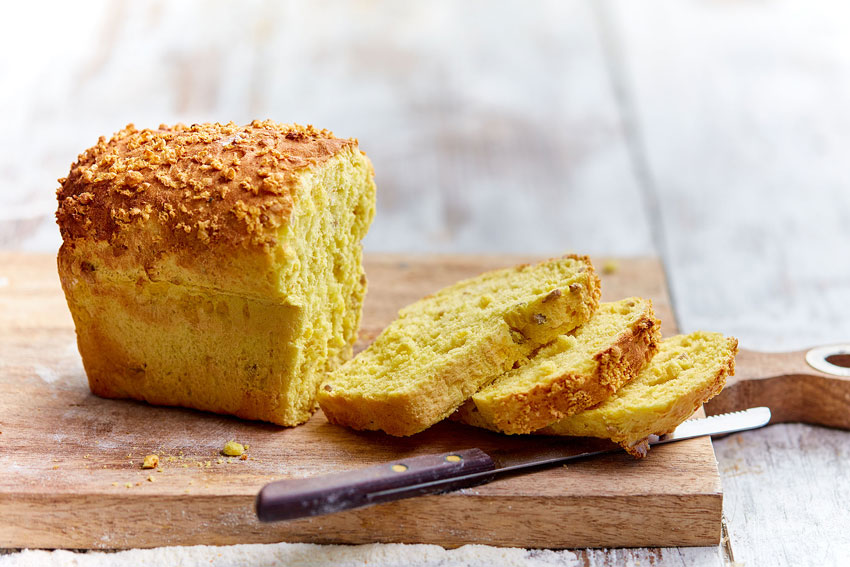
top-left (0, 253), bottom-right (723, 550)
top-left (607, 0), bottom-right (850, 352)
top-left (714, 424), bottom-right (850, 567)
top-left (606, 3), bottom-right (850, 564)
top-left (0, 543), bottom-right (727, 567)
top-left (706, 348), bottom-right (850, 429)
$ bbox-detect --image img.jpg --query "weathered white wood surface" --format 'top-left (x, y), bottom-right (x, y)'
top-left (714, 425), bottom-right (850, 567)
top-left (2, 0), bottom-right (849, 565)
top-left (0, 0), bottom-right (652, 256)
top-left (1, 545), bottom-right (726, 567)
top-left (607, 0), bottom-right (850, 352)
top-left (607, 1), bottom-right (850, 565)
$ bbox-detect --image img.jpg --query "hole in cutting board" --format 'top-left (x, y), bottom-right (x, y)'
top-left (826, 354), bottom-right (850, 369)
top-left (806, 345), bottom-right (850, 377)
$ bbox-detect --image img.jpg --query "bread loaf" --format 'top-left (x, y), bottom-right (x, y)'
top-left (539, 331), bottom-right (738, 456)
top-left (453, 297), bottom-right (661, 434)
top-left (317, 256), bottom-right (601, 436)
top-left (56, 121), bottom-right (376, 426)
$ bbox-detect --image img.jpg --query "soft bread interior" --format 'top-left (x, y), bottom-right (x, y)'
top-left (539, 331), bottom-right (738, 456)
top-left (456, 297), bottom-right (660, 433)
top-left (317, 257), bottom-right (601, 436)
top-left (59, 145), bottom-right (375, 426)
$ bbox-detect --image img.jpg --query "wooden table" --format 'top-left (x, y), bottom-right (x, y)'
top-left (1, 0), bottom-right (849, 565)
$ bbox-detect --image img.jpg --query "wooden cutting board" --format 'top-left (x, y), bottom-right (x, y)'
top-left (0, 253), bottom-right (723, 549)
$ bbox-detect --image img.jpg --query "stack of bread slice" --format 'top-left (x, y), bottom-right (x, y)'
top-left (318, 256), bottom-right (737, 456)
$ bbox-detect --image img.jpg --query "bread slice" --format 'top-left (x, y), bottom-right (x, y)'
top-left (56, 121), bottom-right (376, 426)
top-left (539, 331), bottom-right (738, 457)
top-left (317, 256), bottom-right (601, 436)
top-left (453, 297), bottom-right (661, 434)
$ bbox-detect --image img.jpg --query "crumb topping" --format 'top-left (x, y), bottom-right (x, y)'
top-left (56, 121), bottom-right (356, 248)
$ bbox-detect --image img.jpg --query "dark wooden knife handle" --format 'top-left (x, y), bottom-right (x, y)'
top-left (256, 448), bottom-right (495, 522)
top-left (705, 345), bottom-right (850, 429)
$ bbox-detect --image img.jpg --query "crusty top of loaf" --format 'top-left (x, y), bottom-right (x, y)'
top-left (56, 121), bottom-right (357, 248)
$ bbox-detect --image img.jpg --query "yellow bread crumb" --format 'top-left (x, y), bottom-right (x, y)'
top-left (602, 259), bottom-right (619, 275)
top-left (141, 454), bottom-right (159, 469)
top-left (222, 441), bottom-right (245, 457)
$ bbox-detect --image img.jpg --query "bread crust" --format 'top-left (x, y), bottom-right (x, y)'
top-left (56, 121), bottom-right (356, 249)
top-left (318, 256), bottom-right (602, 436)
top-left (454, 301), bottom-right (662, 434)
top-left (615, 337), bottom-right (737, 457)
top-left (55, 121), bottom-right (375, 426)
top-left (540, 335), bottom-right (738, 458)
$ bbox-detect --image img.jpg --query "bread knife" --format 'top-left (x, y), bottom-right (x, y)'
top-left (255, 406), bottom-right (771, 522)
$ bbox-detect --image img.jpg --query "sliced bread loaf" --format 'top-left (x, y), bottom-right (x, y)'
top-left (56, 121), bottom-right (376, 426)
top-left (539, 331), bottom-right (738, 457)
top-left (453, 297), bottom-right (661, 434)
top-left (317, 256), bottom-right (601, 436)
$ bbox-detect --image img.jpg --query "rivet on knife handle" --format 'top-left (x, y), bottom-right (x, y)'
top-left (255, 448), bottom-right (495, 522)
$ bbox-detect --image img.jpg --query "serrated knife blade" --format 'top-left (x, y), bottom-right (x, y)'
top-left (652, 406), bottom-right (772, 444)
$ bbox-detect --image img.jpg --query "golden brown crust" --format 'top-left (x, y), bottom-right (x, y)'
top-left (318, 256), bottom-right (602, 437)
top-left (56, 121), bottom-right (356, 249)
top-left (619, 337), bottom-right (738, 458)
top-left (75, 287), bottom-right (313, 427)
top-left (455, 305), bottom-right (662, 434)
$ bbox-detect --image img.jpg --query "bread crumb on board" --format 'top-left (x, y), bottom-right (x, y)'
top-left (602, 259), bottom-right (619, 275)
top-left (222, 441), bottom-right (245, 457)
top-left (141, 454), bottom-right (160, 469)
